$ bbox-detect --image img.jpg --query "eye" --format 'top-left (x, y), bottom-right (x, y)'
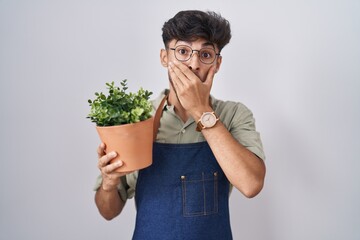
top-left (177, 46), bottom-right (190, 55)
top-left (201, 49), bottom-right (214, 59)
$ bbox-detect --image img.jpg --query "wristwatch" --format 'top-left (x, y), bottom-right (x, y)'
top-left (196, 112), bottom-right (219, 132)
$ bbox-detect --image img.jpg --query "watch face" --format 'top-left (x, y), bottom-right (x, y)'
top-left (201, 112), bottom-right (217, 128)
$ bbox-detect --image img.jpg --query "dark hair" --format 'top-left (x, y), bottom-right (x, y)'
top-left (162, 10), bottom-right (231, 52)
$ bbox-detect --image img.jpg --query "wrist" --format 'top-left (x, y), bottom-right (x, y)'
top-left (101, 182), bottom-right (118, 193)
top-left (190, 107), bottom-right (214, 122)
top-left (195, 111), bottom-right (219, 132)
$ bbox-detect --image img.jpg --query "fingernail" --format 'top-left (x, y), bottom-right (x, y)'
top-left (110, 151), bottom-right (117, 157)
top-left (116, 161), bottom-right (123, 167)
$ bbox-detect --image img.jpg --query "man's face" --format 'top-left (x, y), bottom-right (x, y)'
top-left (160, 38), bottom-right (222, 83)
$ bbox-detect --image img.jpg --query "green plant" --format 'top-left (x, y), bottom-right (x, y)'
top-left (87, 79), bottom-right (153, 126)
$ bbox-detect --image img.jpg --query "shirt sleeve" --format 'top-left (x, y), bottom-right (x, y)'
top-left (93, 171), bottom-right (138, 202)
top-left (214, 99), bottom-right (265, 161)
top-left (228, 103), bottom-right (266, 161)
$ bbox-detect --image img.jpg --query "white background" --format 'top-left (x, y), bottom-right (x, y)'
top-left (1, 0), bottom-right (359, 239)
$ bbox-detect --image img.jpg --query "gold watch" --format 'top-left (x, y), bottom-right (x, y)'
top-left (196, 112), bottom-right (219, 132)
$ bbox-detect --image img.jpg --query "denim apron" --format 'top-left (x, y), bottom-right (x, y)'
top-left (132, 96), bottom-right (233, 240)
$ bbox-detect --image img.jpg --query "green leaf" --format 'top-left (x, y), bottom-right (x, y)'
top-left (86, 79), bottom-right (153, 125)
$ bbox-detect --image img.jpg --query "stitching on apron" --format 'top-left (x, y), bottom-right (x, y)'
top-left (181, 172), bottom-right (219, 217)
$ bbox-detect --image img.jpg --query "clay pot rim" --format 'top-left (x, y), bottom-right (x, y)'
top-left (95, 117), bottom-right (154, 129)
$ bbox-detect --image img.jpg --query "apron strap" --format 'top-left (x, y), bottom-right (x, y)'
top-left (153, 95), bottom-right (168, 141)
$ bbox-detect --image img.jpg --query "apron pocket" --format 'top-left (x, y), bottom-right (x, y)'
top-left (181, 171), bottom-right (219, 217)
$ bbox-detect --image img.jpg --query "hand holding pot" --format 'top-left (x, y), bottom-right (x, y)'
top-left (97, 143), bottom-right (132, 192)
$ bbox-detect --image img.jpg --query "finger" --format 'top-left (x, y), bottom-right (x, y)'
top-left (168, 68), bottom-right (184, 95)
top-left (168, 62), bottom-right (187, 85)
top-left (112, 170), bottom-right (134, 179)
top-left (97, 142), bottom-right (106, 158)
top-left (103, 160), bottom-right (123, 174)
top-left (98, 151), bottom-right (117, 169)
top-left (172, 61), bottom-right (198, 82)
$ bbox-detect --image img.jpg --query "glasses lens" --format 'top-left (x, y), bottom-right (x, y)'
top-left (199, 48), bottom-right (216, 64)
top-left (172, 45), bottom-right (217, 64)
top-left (174, 46), bottom-right (192, 61)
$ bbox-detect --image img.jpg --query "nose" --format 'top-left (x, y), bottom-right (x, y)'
top-left (187, 51), bottom-right (201, 70)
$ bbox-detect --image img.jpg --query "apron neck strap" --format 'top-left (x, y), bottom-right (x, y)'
top-left (153, 94), bottom-right (168, 141)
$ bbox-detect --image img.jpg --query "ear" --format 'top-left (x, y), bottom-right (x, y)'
top-left (214, 55), bottom-right (222, 73)
top-left (160, 49), bottom-right (168, 67)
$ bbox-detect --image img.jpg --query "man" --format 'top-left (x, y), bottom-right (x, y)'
top-left (94, 10), bottom-right (266, 239)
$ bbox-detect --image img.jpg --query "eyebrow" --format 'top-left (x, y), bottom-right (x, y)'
top-left (175, 40), bottom-right (215, 49)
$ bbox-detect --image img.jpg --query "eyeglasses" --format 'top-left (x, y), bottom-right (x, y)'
top-left (169, 45), bottom-right (220, 64)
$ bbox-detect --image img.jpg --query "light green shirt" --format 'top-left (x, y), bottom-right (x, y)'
top-left (94, 89), bottom-right (265, 202)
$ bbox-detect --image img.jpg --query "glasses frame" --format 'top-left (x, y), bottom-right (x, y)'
top-left (169, 45), bottom-right (220, 64)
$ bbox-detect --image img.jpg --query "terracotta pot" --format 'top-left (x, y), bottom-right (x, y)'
top-left (96, 117), bottom-right (154, 172)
